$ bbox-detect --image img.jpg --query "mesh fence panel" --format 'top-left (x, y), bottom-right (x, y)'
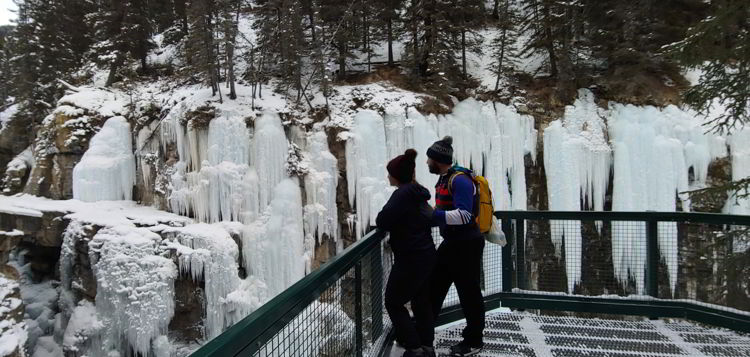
top-left (248, 237), bottom-right (395, 357)
top-left (519, 218), bottom-right (750, 313)
top-left (672, 222), bottom-right (750, 313)
top-left (430, 226), bottom-right (504, 310)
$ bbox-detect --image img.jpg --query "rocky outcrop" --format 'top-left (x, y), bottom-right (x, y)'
top-left (23, 108), bottom-right (106, 199)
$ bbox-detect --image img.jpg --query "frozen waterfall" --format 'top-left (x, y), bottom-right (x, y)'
top-left (543, 89), bottom-right (611, 293)
top-left (73, 116), bottom-right (136, 202)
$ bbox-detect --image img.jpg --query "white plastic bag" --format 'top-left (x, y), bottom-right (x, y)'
top-left (484, 216), bottom-right (506, 246)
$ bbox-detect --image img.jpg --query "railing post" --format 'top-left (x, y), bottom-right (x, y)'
top-left (646, 219), bottom-right (659, 299)
top-left (516, 219), bottom-right (526, 291)
top-left (501, 218), bottom-right (513, 292)
top-left (355, 261), bottom-right (363, 357)
top-left (370, 242), bottom-right (383, 341)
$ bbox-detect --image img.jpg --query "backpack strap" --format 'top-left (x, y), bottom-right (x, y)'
top-left (446, 171), bottom-right (465, 196)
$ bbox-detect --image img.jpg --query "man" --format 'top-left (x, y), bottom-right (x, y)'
top-left (426, 136), bottom-right (485, 356)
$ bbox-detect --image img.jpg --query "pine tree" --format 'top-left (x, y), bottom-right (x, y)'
top-left (91, 0), bottom-right (155, 86)
top-left (217, 0), bottom-right (243, 100)
top-left (0, 26), bottom-right (13, 107)
top-left (488, 0), bottom-right (520, 91)
top-left (319, 0), bottom-right (358, 81)
top-left (452, 0), bottom-right (485, 78)
top-left (668, 0), bottom-right (749, 133)
top-left (187, 0), bottom-right (221, 98)
top-left (12, 0), bottom-right (80, 121)
top-left (371, 0), bottom-right (404, 65)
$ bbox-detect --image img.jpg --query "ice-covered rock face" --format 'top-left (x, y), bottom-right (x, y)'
top-left (73, 116), bottom-right (136, 202)
top-left (163, 224), bottom-right (240, 339)
top-left (88, 225), bottom-right (177, 357)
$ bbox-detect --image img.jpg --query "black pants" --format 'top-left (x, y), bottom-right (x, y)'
top-left (431, 237), bottom-right (485, 346)
top-left (385, 250), bottom-right (437, 349)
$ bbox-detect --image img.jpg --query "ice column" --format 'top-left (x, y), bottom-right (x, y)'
top-left (543, 90), bottom-right (612, 293)
top-left (89, 226), bottom-right (176, 356)
top-left (252, 113), bottom-right (289, 212)
top-left (345, 110), bottom-right (392, 238)
top-left (242, 179), bottom-right (307, 297)
top-left (608, 103), bottom-right (720, 295)
top-left (165, 224), bottom-right (241, 339)
top-left (304, 130), bottom-right (340, 243)
top-left (73, 116), bottom-right (136, 202)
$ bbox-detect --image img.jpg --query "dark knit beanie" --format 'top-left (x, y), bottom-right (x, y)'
top-left (427, 136), bottom-right (454, 165)
top-left (387, 149), bottom-right (418, 184)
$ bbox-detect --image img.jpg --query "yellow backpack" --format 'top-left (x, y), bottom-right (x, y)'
top-left (448, 170), bottom-right (494, 234)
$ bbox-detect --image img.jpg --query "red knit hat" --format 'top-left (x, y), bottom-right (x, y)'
top-left (387, 149), bottom-right (418, 184)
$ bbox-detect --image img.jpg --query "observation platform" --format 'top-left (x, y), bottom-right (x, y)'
top-left (384, 310), bottom-right (750, 356)
top-left (192, 211), bottom-right (750, 357)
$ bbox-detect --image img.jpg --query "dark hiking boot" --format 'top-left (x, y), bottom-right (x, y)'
top-left (422, 346), bottom-right (436, 357)
top-left (449, 341), bottom-right (483, 356)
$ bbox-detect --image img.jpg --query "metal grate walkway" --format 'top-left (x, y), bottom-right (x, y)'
top-left (387, 311), bottom-right (750, 357)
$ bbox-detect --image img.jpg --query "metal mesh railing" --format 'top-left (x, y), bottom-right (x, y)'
top-left (193, 211), bottom-right (750, 357)
top-left (250, 238), bottom-right (394, 357)
top-left (504, 212), bottom-right (750, 316)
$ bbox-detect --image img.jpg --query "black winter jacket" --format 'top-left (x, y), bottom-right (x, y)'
top-left (376, 183), bottom-right (436, 258)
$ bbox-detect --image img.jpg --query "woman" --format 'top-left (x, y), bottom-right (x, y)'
top-left (376, 149), bottom-right (437, 357)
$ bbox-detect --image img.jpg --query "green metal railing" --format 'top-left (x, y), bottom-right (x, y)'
top-left (192, 211), bottom-right (750, 357)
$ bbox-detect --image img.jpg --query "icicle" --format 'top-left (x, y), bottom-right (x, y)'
top-left (542, 90), bottom-right (612, 293)
top-left (345, 110), bottom-right (392, 238)
top-left (89, 226), bottom-right (176, 356)
top-left (165, 224), bottom-right (240, 339)
top-left (73, 116), bottom-right (136, 202)
top-left (242, 179), bottom-right (306, 297)
top-left (405, 108), bottom-right (439, 201)
top-left (608, 103), bottom-right (724, 295)
top-left (304, 131), bottom-right (340, 243)
top-left (167, 115), bottom-right (258, 223)
top-left (252, 113), bottom-right (289, 212)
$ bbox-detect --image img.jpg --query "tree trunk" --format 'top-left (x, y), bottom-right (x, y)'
top-left (175, 0), bottom-right (188, 34)
top-left (542, 3), bottom-right (558, 78)
top-left (105, 52), bottom-right (124, 87)
top-left (387, 17), bottom-right (394, 65)
top-left (492, 0), bottom-right (500, 19)
top-left (338, 36), bottom-right (347, 80)
top-left (461, 29), bottom-right (467, 78)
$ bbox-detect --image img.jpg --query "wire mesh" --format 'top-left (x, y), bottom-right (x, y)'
top-left (517, 217), bottom-right (750, 313)
top-left (248, 237), bottom-right (395, 357)
top-left (430, 226), bottom-right (504, 310)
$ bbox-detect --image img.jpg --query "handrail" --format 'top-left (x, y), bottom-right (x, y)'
top-left (191, 229), bottom-right (387, 357)
top-left (494, 210), bottom-right (750, 225)
top-left (191, 210), bottom-right (750, 356)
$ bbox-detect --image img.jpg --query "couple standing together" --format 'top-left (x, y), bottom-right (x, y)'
top-left (376, 136), bottom-right (485, 357)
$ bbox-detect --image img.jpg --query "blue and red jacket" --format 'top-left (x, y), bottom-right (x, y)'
top-left (432, 167), bottom-right (482, 241)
